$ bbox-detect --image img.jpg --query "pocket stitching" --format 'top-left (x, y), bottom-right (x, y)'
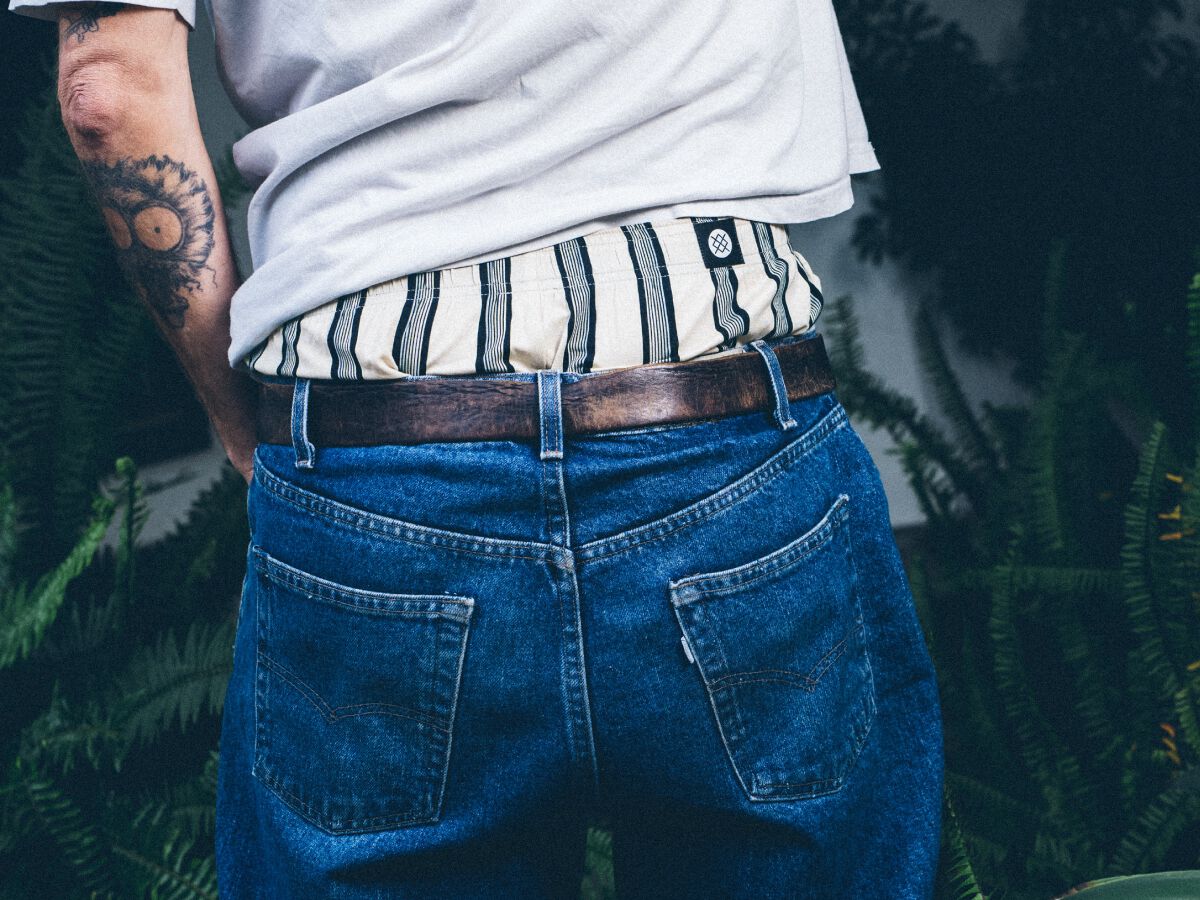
top-left (251, 552), bottom-right (474, 834)
top-left (669, 493), bottom-right (850, 598)
top-left (668, 492), bottom-right (876, 802)
top-left (258, 652), bottom-right (452, 732)
top-left (254, 547), bottom-right (474, 616)
top-left (578, 401), bottom-right (848, 562)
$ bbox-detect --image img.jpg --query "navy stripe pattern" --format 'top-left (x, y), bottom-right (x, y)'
top-left (245, 217), bottom-right (824, 380)
top-left (327, 289), bottom-right (366, 380)
top-left (622, 221), bottom-right (680, 364)
top-left (752, 221), bottom-right (794, 339)
top-left (276, 316), bottom-right (301, 378)
top-left (393, 271), bottom-right (440, 375)
top-left (476, 257), bottom-right (515, 374)
top-left (554, 237), bottom-right (598, 372)
top-left (710, 266), bottom-right (750, 351)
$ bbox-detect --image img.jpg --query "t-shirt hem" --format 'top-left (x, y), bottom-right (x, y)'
top-left (848, 141), bottom-right (881, 174)
top-left (226, 178), bottom-right (863, 369)
top-left (7, 0), bottom-right (197, 29)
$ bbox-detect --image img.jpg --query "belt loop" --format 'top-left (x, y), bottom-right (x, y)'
top-left (291, 378), bottom-right (316, 469)
top-left (537, 370), bottom-right (564, 461)
top-left (748, 338), bottom-right (797, 430)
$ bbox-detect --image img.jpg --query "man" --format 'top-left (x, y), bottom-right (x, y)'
top-left (10, 1), bottom-right (944, 897)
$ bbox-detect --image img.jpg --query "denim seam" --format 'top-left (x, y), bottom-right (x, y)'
top-left (804, 627), bottom-right (855, 684)
top-left (708, 668), bottom-right (818, 692)
top-left (254, 766), bottom-right (439, 831)
top-left (669, 494), bottom-right (850, 598)
top-left (254, 456), bottom-right (557, 562)
top-left (577, 403), bottom-right (848, 562)
top-left (258, 652), bottom-right (450, 732)
top-left (261, 579), bottom-right (473, 618)
top-left (748, 645), bottom-right (877, 798)
top-left (255, 549), bottom-right (475, 615)
top-left (431, 609), bottom-right (472, 822)
top-left (754, 706), bottom-right (876, 794)
top-left (252, 400), bottom-right (845, 564)
top-left (543, 455), bottom-right (601, 804)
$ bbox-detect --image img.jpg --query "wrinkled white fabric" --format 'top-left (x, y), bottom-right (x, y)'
top-left (9, 0), bottom-right (879, 368)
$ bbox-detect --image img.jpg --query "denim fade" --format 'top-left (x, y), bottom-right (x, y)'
top-left (216, 329), bottom-right (945, 899)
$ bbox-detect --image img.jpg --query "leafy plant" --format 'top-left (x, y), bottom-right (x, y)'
top-left (0, 458), bottom-right (246, 899)
top-left (824, 249), bottom-right (1200, 897)
top-left (0, 77), bottom-right (246, 573)
top-left (835, 0), bottom-right (1200, 431)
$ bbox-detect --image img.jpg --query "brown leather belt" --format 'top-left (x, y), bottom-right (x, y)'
top-left (254, 333), bottom-right (837, 447)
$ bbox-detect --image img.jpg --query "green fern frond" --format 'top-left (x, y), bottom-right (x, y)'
top-left (10, 756), bottom-right (117, 897)
top-left (914, 297), bottom-right (1000, 478)
top-left (110, 796), bottom-right (217, 900)
top-left (111, 457), bottom-right (146, 611)
top-left (939, 784), bottom-right (988, 900)
top-left (0, 490), bottom-right (116, 670)
top-left (37, 583), bottom-right (126, 664)
top-left (108, 619), bottom-right (235, 755)
top-left (1109, 785), bottom-right (1200, 875)
top-left (987, 564), bottom-right (1100, 828)
top-left (1173, 680), bottom-right (1200, 763)
top-left (128, 757), bottom-right (219, 841)
top-left (826, 294), bottom-right (986, 511)
top-left (1026, 829), bottom-right (1105, 889)
top-left (0, 482), bottom-right (19, 593)
top-left (581, 825), bottom-right (615, 900)
top-left (1121, 422), bottom-right (1183, 697)
top-left (19, 681), bottom-right (122, 775)
top-left (1005, 565), bottom-right (1123, 596)
top-left (1020, 331), bottom-right (1089, 556)
top-left (945, 772), bottom-right (1041, 836)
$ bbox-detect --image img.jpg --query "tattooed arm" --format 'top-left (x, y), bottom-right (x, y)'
top-left (55, 2), bottom-right (257, 484)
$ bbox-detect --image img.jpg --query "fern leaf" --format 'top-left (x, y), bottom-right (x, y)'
top-left (1122, 422), bottom-right (1183, 697)
top-left (913, 297), bottom-right (1000, 479)
top-left (12, 757), bottom-right (117, 897)
top-left (110, 815), bottom-right (217, 900)
top-left (939, 784), bottom-right (987, 900)
top-left (108, 619), bottom-right (235, 755)
top-left (19, 681), bottom-right (122, 775)
top-left (0, 490), bottom-right (116, 669)
top-left (1109, 785), bottom-right (1200, 874)
top-left (987, 564), bottom-right (1101, 830)
top-left (825, 294), bottom-right (986, 512)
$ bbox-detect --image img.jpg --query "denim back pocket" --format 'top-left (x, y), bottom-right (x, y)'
top-left (251, 547), bottom-right (474, 834)
top-left (669, 492), bottom-right (876, 801)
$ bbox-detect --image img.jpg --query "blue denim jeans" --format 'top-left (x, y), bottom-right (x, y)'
top-left (216, 330), bottom-right (944, 899)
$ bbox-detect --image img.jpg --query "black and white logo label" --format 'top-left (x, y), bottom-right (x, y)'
top-left (693, 217), bottom-right (745, 268)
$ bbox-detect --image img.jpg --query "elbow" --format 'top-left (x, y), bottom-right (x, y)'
top-left (57, 59), bottom-right (142, 149)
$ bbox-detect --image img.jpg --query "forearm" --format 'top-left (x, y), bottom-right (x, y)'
top-left (55, 4), bottom-right (256, 475)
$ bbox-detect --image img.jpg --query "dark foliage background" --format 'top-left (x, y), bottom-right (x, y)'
top-left (837, 0), bottom-right (1200, 434)
top-left (0, 1), bottom-right (1197, 897)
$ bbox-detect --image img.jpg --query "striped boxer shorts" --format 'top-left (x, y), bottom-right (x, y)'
top-left (241, 216), bottom-right (827, 380)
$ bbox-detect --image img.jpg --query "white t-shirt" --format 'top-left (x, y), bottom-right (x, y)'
top-left (10, 0), bottom-right (880, 368)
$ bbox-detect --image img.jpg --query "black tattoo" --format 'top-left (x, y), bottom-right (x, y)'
top-left (81, 154), bottom-right (216, 329)
top-left (62, 4), bottom-right (124, 44)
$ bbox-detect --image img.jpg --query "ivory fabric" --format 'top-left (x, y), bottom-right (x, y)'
top-left (9, 0), bottom-right (875, 370)
top-left (244, 217), bottom-right (825, 379)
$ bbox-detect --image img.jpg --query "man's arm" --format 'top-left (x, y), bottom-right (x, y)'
top-left (55, 2), bottom-right (256, 483)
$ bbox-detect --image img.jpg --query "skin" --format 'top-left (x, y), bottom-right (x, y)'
top-left (55, 2), bottom-right (256, 484)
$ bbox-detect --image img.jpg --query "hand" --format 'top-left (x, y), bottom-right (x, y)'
top-left (226, 442), bottom-right (255, 486)
top-left (211, 376), bottom-right (259, 487)
top-left (219, 422), bottom-right (259, 489)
